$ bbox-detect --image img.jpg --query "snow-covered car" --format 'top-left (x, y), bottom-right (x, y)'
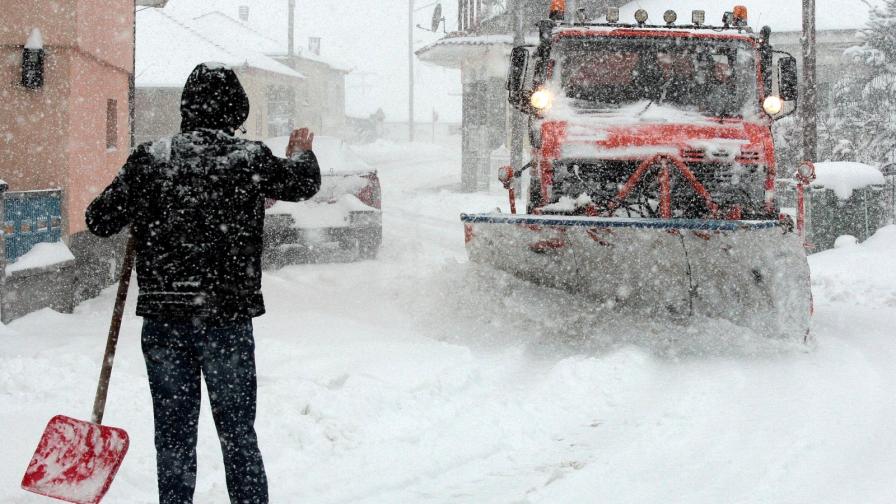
top-left (262, 136), bottom-right (382, 267)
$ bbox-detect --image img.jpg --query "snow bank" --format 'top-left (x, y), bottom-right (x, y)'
top-left (809, 225), bottom-right (896, 307)
top-left (4, 140), bottom-right (896, 503)
top-left (264, 136), bottom-right (371, 174)
top-left (811, 161), bottom-right (885, 200)
top-left (6, 242), bottom-right (75, 275)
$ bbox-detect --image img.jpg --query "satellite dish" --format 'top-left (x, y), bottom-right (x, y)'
top-left (431, 4), bottom-right (444, 33)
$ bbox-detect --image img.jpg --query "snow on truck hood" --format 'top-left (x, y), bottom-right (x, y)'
top-left (546, 103), bottom-right (766, 161)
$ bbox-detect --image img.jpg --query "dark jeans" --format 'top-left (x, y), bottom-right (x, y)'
top-left (142, 318), bottom-right (268, 504)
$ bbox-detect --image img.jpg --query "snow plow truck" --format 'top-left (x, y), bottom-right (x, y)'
top-left (462, 2), bottom-right (816, 341)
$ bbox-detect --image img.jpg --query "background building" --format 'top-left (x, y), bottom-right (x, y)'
top-left (135, 5), bottom-right (349, 145)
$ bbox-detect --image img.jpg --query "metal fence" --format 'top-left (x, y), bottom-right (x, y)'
top-left (457, 0), bottom-right (507, 32)
top-left (1, 189), bottom-right (64, 265)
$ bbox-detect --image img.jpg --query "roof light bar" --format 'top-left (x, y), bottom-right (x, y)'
top-left (722, 11), bottom-right (734, 27)
top-left (549, 0), bottom-right (566, 21)
top-left (606, 7), bottom-right (620, 23)
top-left (733, 5), bottom-right (748, 26)
top-left (634, 9), bottom-right (648, 24)
top-left (575, 8), bottom-right (590, 24)
top-left (692, 10), bottom-right (705, 26)
top-left (663, 10), bottom-right (677, 25)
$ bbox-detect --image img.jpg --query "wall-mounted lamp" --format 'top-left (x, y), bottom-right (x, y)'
top-left (21, 28), bottom-right (44, 90)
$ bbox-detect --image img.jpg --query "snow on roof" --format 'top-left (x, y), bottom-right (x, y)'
top-left (25, 28), bottom-right (43, 50)
top-left (619, 0), bottom-right (871, 33)
top-left (162, 0), bottom-right (351, 72)
top-left (189, 12), bottom-right (283, 57)
top-left (812, 161), bottom-right (885, 200)
top-left (136, 8), bottom-right (303, 88)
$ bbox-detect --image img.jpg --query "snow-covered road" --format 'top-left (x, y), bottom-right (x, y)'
top-left (2, 141), bottom-right (895, 503)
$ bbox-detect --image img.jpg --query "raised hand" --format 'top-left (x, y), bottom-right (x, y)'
top-left (286, 128), bottom-right (314, 158)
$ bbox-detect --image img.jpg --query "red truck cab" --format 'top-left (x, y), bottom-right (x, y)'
top-left (508, 6), bottom-right (799, 222)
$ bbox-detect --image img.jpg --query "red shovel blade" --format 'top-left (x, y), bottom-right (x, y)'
top-left (21, 415), bottom-right (129, 504)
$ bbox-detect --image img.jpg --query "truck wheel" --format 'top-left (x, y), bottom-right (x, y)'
top-left (358, 228), bottom-right (382, 260)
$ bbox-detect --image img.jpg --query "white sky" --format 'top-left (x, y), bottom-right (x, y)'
top-left (162, 0), bottom-right (463, 123)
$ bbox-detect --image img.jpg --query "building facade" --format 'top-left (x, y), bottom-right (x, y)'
top-left (0, 0), bottom-right (132, 236)
top-left (0, 0), bottom-right (134, 316)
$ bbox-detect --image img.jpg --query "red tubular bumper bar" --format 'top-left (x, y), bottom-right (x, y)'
top-left (605, 154), bottom-right (720, 219)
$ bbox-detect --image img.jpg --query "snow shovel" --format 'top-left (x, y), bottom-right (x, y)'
top-left (21, 236), bottom-right (137, 504)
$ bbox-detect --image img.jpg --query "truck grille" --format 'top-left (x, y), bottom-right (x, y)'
top-left (553, 160), bottom-right (767, 218)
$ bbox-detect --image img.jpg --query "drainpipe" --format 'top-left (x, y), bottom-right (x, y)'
top-left (0, 180), bottom-right (6, 321)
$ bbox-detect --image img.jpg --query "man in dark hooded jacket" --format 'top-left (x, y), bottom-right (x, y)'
top-left (86, 63), bottom-right (320, 504)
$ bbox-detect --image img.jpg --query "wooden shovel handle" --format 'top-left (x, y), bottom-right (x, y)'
top-left (91, 235), bottom-right (137, 425)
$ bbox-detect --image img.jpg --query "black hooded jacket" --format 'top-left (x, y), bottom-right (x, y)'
top-left (87, 63), bottom-right (321, 322)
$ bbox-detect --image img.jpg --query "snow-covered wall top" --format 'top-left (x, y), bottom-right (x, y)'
top-left (812, 162), bottom-right (885, 200)
top-left (6, 242), bottom-right (75, 275)
top-left (619, 0), bottom-right (871, 33)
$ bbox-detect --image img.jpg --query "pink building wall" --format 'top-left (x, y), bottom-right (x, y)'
top-left (0, 0), bottom-right (133, 236)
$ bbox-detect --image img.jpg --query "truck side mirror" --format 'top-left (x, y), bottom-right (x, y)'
top-left (779, 56), bottom-right (798, 102)
top-left (507, 47), bottom-right (529, 106)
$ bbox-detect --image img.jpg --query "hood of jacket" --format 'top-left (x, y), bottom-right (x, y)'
top-left (180, 63), bottom-right (250, 134)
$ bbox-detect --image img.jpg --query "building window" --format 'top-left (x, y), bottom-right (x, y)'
top-left (266, 85), bottom-right (295, 137)
top-left (106, 99), bottom-right (118, 150)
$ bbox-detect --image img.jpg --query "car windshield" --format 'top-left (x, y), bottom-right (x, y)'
top-left (551, 36), bottom-right (759, 117)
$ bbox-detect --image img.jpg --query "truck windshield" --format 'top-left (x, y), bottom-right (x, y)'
top-left (552, 36), bottom-right (759, 117)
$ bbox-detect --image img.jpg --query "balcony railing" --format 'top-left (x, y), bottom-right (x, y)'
top-left (457, 0), bottom-right (507, 33)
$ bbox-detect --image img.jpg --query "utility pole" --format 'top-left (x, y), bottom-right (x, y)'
top-left (409, 0), bottom-right (416, 142)
top-left (288, 0), bottom-right (296, 58)
top-left (802, 0), bottom-right (817, 162)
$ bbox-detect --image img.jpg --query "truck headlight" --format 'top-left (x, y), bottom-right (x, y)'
top-left (763, 96), bottom-right (783, 115)
top-left (530, 89), bottom-right (554, 111)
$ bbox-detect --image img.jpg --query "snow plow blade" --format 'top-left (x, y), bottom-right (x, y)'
top-left (462, 214), bottom-right (811, 341)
